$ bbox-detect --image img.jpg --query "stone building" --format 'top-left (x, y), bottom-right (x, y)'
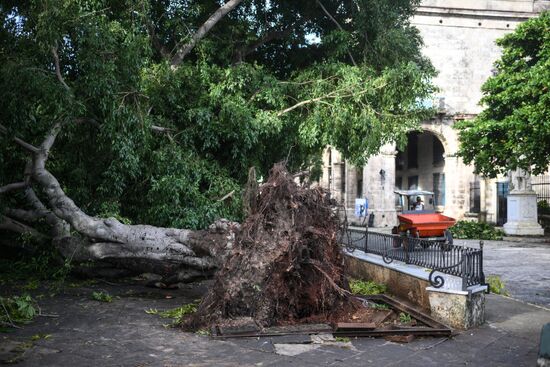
top-left (320, 0), bottom-right (550, 228)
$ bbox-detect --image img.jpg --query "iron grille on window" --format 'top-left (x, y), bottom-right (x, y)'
top-left (407, 133), bottom-right (418, 169)
top-left (470, 180), bottom-right (480, 213)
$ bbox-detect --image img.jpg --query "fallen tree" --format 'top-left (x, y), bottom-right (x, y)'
top-left (189, 163), bottom-right (357, 328)
top-left (0, 1), bottom-right (435, 287)
top-left (0, 123), bottom-right (239, 284)
top-left (2, 120), bottom-right (355, 321)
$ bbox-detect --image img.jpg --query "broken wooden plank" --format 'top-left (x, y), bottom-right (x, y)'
top-left (334, 322), bottom-right (376, 331)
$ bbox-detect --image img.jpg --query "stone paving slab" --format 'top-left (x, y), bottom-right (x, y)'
top-left (1, 280), bottom-right (549, 366)
top-left (456, 238), bottom-right (550, 308)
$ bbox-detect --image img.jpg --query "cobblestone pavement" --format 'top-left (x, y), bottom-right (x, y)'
top-left (455, 238), bottom-right (550, 308)
top-left (1, 280), bottom-right (549, 367)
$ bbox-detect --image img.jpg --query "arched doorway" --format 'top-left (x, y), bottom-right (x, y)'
top-left (395, 130), bottom-right (446, 210)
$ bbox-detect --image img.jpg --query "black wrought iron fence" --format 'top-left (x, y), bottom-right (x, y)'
top-left (340, 228), bottom-right (485, 291)
top-left (532, 175), bottom-right (550, 202)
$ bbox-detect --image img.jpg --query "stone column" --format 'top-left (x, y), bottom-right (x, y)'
top-left (362, 144), bottom-right (397, 228)
top-left (346, 165), bottom-right (357, 209)
top-left (503, 169), bottom-right (544, 236)
top-left (330, 149), bottom-right (344, 204)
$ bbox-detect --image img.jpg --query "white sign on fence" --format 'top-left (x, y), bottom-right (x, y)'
top-left (354, 198), bottom-right (368, 217)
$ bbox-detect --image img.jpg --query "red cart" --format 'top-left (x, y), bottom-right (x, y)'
top-left (393, 190), bottom-right (456, 244)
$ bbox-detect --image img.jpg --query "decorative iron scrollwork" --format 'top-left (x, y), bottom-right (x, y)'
top-left (429, 269), bottom-right (445, 288)
top-left (383, 250), bottom-right (394, 264)
top-left (428, 258), bottom-right (464, 288)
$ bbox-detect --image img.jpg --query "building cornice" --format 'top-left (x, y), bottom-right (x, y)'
top-left (415, 6), bottom-right (541, 21)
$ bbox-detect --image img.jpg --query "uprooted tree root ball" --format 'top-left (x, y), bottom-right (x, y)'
top-left (185, 163), bottom-right (359, 330)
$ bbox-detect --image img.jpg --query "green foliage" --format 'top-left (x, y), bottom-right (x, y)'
top-left (449, 221), bottom-right (505, 240)
top-left (486, 275), bottom-right (510, 296)
top-left (349, 279), bottom-right (387, 295)
top-left (371, 302), bottom-right (390, 310)
top-left (398, 312), bottom-right (412, 323)
top-left (0, 246), bottom-right (70, 285)
top-left (146, 302), bottom-right (198, 324)
top-left (0, 1), bottom-right (435, 232)
top-left (538, 200), bottom-right (550, 215)
top-left (91, 291), bottom-right (113, 303)
top-left (456, 11), bottom-right (550, 176)
top-left (31, 333), bottom-right (52, 341)
top-left (0, 295), bottom-right (38, 326)
top-left (195, 328), bottom-right (211, 336)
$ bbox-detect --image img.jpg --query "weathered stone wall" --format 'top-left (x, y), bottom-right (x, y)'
top-left (345, 252), bottom-right (488, 330)
top-left (319, 0), bottom-right (549, 225)
top-left (345, 255), bottom-right (432, 311)
top-left (428, 289), bottom-right (486, 329)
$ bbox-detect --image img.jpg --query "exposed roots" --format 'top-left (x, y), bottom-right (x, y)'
top-left (187, 163), bottom-right (358, 329)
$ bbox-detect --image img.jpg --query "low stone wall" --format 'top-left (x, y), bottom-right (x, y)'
top-left (345, 255), bottom-right (431, 311)
top-left (344, 250), bottom-right (487, 330)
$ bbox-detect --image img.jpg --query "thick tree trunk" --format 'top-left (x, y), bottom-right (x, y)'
top-left (52, 219), bottom-right (238, 283)
top-left (0, 122), bottom-right (238, 285)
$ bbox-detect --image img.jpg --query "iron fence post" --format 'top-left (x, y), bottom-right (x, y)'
top-left (364, 223), bottom-right (369, 253)
top-left (479, 240), bottom-right (485, 285)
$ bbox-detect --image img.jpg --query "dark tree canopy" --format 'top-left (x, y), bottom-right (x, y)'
top-left (0, 0), bottom-right (435, 232)
top-left (456, 11), bottom-right (550, 177)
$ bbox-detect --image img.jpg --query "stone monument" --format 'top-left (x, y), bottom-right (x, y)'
top-left (503, 169), bottom-right (544, 236)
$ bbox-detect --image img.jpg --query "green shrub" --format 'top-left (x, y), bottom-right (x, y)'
top-left (486, 275), bottom-right (510, 296)
top-left (399, 312), bottom-right (412, 323)
top-left (349, 279), bottom-right (387, 295)
top-left (0, 295), bottom-right (37, 326)
top-left (449, 221), bottom-right (504, 240)
top-left (538, 200), bottom-right (550, 215)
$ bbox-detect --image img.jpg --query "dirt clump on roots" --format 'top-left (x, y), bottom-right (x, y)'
top-left (185, 163), bottom-right (359, 330)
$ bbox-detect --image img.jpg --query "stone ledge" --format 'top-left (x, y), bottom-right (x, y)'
top-left (426, 284), bottom-right (488, 296)
top-left (345, 250), bottom-right (487, 330)
top-left (346, 249), bottom-right (465, 292)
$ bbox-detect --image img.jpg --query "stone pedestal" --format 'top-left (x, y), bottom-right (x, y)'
top-left (503, 191), bottom-right (544, 236)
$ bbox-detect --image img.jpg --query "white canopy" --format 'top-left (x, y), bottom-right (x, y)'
top-left (394, 190), bottom-right (434, 196)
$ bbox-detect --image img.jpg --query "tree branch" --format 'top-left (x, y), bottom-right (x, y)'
top-left (22, 188), bottom-right (70, 238)
top-left (234, 27), bottom-right (294, 63)
top-left (170, 0), bottom-right (244, 67)
top-left (277, 87), bottom-right (372, 116)
top-left (51, 42), bottom-right (71, 92)
top-left (0, 182), bottom-right (27, 194)
top-left (0, 215), bottom-right (50, 241)
top-left (4, 208), bottom-right (44, 222)
top-left (315, 0), bottom-right (357, 67)
top-left (0, 124), bottom-right (40, 153)
top-left (151, 125), bottom-right (175, 133)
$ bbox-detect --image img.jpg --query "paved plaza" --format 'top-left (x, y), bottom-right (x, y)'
top-left (457, 238), bottom-right (550, 308)
top-left (1, 237), bottom-right (549, 366)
